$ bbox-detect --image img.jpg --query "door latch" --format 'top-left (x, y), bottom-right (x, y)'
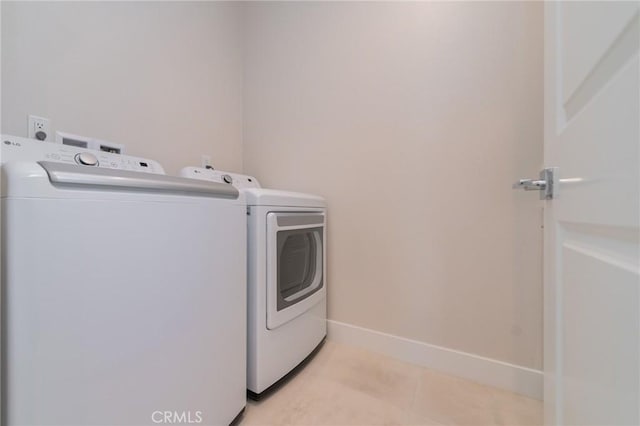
top-left (513, 168), bottom-right (555, 200)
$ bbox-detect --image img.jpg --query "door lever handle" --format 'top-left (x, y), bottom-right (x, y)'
top-left (512, 168), bottom-right (555, 200)
top-left (512, 179), bottom-right (547, 191)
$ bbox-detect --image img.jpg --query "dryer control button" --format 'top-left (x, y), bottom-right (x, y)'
top-left (222, 174), bottom-right (233, 184)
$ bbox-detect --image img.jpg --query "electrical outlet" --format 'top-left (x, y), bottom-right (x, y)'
top-left (28, 115), bottom-right (51, 141)
top-left (201, 155), bottom-right (212, 169)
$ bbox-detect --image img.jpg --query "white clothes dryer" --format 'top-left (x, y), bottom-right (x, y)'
top-left (180, 167), bottom-right (327, 397)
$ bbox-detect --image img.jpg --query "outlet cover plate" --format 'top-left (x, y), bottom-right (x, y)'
top-left (28, 115), bottom-right (51, 141)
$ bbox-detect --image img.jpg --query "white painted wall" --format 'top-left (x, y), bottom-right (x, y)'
top-left (243, 2), bottom-right (544, 369)
top-left (1, 1), bottom-right (544, 372)
top-left (1, 1), bottom-right (243, 175)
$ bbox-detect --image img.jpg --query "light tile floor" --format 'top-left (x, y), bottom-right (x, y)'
top-left (239, 341), bottom-right (542, 426)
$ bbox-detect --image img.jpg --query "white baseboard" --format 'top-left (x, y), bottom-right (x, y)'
top-left (327, 320), bottom-right (542, 400)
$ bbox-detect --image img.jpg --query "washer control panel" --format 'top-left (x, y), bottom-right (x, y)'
top-left (180, 166), bottom-right (260, 189)
top-left (1, 135), bottom-right (165, 174)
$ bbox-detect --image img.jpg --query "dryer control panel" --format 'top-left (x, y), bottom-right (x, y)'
top-left (180, 166), bottom-right (261, 189)
top-left (1, 134), bottom-right (164, 174)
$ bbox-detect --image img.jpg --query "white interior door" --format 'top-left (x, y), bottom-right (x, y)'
top-left (544, 2), bottom-right (639, 425)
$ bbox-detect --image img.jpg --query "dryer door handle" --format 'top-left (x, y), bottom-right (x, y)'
top-left (275, 214), bottom-right (325, 228)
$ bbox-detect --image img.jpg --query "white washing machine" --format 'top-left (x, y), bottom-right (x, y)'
top-left (181, 167), bottom-right (327, 397)
top-left (1, 135), bottom-right (247, 425)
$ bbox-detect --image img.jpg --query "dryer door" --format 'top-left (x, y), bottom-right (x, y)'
top-left (266, 212), bottom-right (326, 330)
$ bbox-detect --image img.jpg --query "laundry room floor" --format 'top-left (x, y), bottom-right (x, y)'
top-left (238, 341), bottom-right (542, 426)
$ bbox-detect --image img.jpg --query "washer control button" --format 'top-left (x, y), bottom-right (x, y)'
top-left (222, 174), bottom-right (233, 184)
top-left (75, 152), bottom-right (99, 166)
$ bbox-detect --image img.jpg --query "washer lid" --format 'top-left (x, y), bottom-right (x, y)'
top-left (244, 188), bottom-right (326, 208)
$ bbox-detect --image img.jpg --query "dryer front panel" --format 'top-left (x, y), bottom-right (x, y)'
top-left (266, 211), bottom-right (326, 330)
